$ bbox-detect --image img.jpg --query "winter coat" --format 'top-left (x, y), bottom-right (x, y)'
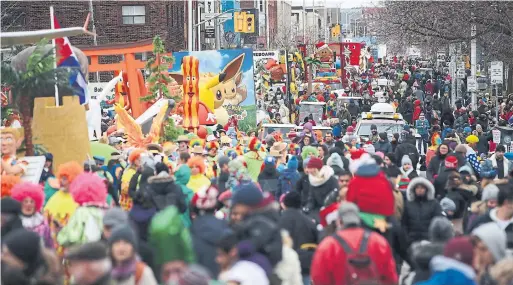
top-left (212, 171), bottom-right (230, 194)
top-left (426, 147), bottom-right (449, 181)
top-left (57, 205), bottom-right (107, 247)
top-left (296, 173), bottom-right (310, 207)
top-left (374, 139), bottom-right (393, 154)
top-left (146, 173), bottom-right (187, 213)
top-left (112, 262), bottom-right (158, 285)
top-left (258, 164), bottom-right (280, 196)
top-left (310, 227), bottom-right (398, 285)
top-left (476, 132), bottom-right (491, 155)
top-left (489, 153), bottom-right (510, 179)
top-left (236, 207), bottom-right (283, 267)
top-left (393, 189), bottom-right (404, 221)
top-left (244, 151), bottom-right (265, 182)
top-left (278, 208), bottom-right (318, 274)
top-left (129, 204), bottom-right (156, 242)
top-left (190, 214), bottom-right (229, 277)
top-left (413, 100), bottom-right (422, 121)
top-left (416, 119), bottom-right (430, 135)
top-left (434, 168), bottom-right (456, 199)
top-left (276, 168), bottom-right (300, 200)
top-left (338, 108), bottom-right (351, 125)
top-left (174, 165), bottom-right (194, 228)
top-left (306, 166), bottom-right (339, 215)
top-left (445, 186), bottom-right (477, 220)
top-left (416, 255), bottom-right (477, 285)
top-left (402, 177), bottom-right (443, 244)
top-left (274, 230), bottom-right (302, 285)
top-left (347, 103), bottom-right (360, 117)
top-left (467, 208), bottom-right (513, 250)
top-left (395, 142), bottom-right (420, 170)
top-left (383, 164), bottom-right (401, 179)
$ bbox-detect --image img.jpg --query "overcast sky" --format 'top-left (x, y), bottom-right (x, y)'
top-left (290, 0), bottom-right (378, 9)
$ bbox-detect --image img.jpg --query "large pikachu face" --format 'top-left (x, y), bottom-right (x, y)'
top-left (182, 56), bottom-right (200, 97)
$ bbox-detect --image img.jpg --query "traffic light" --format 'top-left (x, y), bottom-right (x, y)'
top-left (234, 11), bottom-right (246, 33)
top-left (245, 13), bottom-right (255, 33)
top-left (331, 24), bottom-right (340, 38)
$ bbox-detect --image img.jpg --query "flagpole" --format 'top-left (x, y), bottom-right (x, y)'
top-left (50, 6), bottom-right (60, 107)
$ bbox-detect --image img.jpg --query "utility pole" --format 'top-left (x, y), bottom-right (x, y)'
top-left (303, 0), bottom-right (306, 43)
top-left (188, 0), bottom-right (193, 51)
top-left (471, 13), bottom-right (477, 110)
top-left (450, 43), bottom-right (456, 107)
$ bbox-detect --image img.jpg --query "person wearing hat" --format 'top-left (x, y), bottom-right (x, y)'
top-left (304, 157), bottom-right (338, 216)
top-left (176, 135), bottom-right (190, 153)
top-left (374, 132), bottom-right (393, 155)
top-left (93, 155), bottom-right (106, 167)
top-left (270, 142), bottom-right (288, 173)
top-left (211, 155), bottom-right (230, 194)
top-left (189, 185), bottom-right (229, 277)
top-left (310, 202), bottom-right (398, 285)
top-left (278, 191), bottom-right (318, 282)
top-left (40, 152), bottom-right (54, 184)
top-left (276, 156), bottom-right (301, 201)
top-left (472, 222), bottom-right (508, 281)
top-left (1, 197), bottom-right (23, 239)
top-left (120, 149), bottom-right (145, 211)
top-left (462, 135), bottom-right (482, 175)
top-left (2, 228), bottom-right (62, 285)
top-left (257, 156), bottom-right (280, 198)
top-left (433, 154), bottom-right (460, 199)
top-left (108, 224), bottom-right (158, 285)
top-left (467, 183), bottom-right (500, 231)
top-left (243, 138), bottom-right (265, 182)
top-left (444, 170), bottom-right (477, 234)
top-left (66, 241), bottom-right (113, 285)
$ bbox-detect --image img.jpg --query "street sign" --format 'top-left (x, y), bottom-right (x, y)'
top-left (457, 69), bottom-right (466, 79)
top-left (204, 0), bottom-right (215, 15)
top-left (457, 62), bottom-right (465, 70)
top-left (224, 32), bottom-right (235, 44)
top-left (205, 28), bottom-right (215, 38)
top-left (467, 76), bottom-right (477, 92)
top-left (436, 52), bottom-right (446, 62)
top-left (492, 129), bottom-right (501, 144)
top-left (491, 61), bottom-right (503, 84)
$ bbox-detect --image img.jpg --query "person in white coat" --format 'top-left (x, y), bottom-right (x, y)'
top-left (274, 230), bottom-right (303, 285)
top-left (489, 145), bottom-right (510, 179)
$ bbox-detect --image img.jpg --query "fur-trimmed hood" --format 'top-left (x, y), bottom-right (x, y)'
top-left (406, 177), bottom-right (435, 201)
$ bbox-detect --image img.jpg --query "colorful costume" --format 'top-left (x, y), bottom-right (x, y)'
top-left (243, 138), bottom-right (265, 182)
top-left (186, 156), bottom-right (211, 192)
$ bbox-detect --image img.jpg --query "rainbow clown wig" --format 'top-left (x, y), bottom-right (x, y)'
top-left (206, 141), bottom-right (220, 151)
top-left (288, 143), bottom-right (301, 156)
top-left (11, 182), bottom-right (45, 213)
top-left (57, 161), bottom-right (84, 183)
top-left (190, 138), bottom-right (205, 148)
top-left (248, 137), bottom-right (262, 152)
top-left (70, 172), bottom-right (107, 206)
top-left (128, 149), bottom-right (146, 164)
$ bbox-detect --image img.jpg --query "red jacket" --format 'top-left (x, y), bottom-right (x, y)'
top-left (310, 227), bottom-right (398, 285)
top-left (413, 100), bottom-right (422, 121)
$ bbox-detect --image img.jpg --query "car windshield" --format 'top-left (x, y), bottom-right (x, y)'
top-left (357, 122), bottom-right (403, 136)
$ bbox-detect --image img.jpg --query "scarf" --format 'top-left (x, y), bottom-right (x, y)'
top-left (308, 166), bottom-right (334, 187)
top-left (111, 257), bottom-right (138, 281)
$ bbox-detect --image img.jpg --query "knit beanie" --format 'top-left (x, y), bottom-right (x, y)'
top-left (429, 216), bottom-right (454, 243)
top-left (109, 224), bottom-right (138, 250)
top-left (232, 182), bottom-right (263, 207)
top-left (401, 155), bottom-right (412, 166)
top-left (218, 155), bottom-right (230, 168)
top-left (1, 197), bottom-right (21, 214)
top-left (283, 191), bottom-right (301, 209)
top-left (346, 154), bottom-right (394, 217)
top-left (444, 155), bottom-right (459, 169)
top-left (103, 207), bottom-right (129, 227)
top-left (178, 264), bottom-right (210, 285)
top-left (378, 132), bottom-right (387, 140)
top-left (306, 157), bottom-right (323, 170)
top-left (440, 197), bottom-right (456, 212)
top-left (264, 156), bottom-right (276, 166)
top-left (287, 156), bottom-right (299, 170)
top-left (472, 222), bottom-right (507, 262)
top-left (443, 236), bottom-right (474, 267)
top-left (3, 228), bottom-right (42, 276)
top-left (481, 184), bottom-right (499, 202)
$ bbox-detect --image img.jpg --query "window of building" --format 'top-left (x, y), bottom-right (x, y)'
top-left (122, 6), bottom-right (146, 24)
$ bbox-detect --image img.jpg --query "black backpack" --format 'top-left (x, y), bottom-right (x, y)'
top-left (332, 230), bottom-right (381, 285)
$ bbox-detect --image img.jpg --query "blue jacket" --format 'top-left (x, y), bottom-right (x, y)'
top-left (416, 119), bottom-right (430, 135)
top-left (416, 256), bottom-right (477, 285)
top-left (276, 168), bottom-right (301, 200)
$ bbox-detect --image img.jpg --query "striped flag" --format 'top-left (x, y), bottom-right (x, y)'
top-left (52, 15), bottom-right (89, 105)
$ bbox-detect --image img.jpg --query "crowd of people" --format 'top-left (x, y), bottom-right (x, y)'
top-left (2, 59), bottom-right (513, 285)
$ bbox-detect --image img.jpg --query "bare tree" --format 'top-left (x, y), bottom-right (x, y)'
top-left (369, 1), bottom-right (513, 63)
top-left (271, 24), bottom-right (319, 52)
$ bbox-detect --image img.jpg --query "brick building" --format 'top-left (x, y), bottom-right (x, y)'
top-left (1, 1), bottom-right (186, 51)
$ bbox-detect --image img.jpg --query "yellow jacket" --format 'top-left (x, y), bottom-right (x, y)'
top-left (187, 174), bottom-right (211, 193)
